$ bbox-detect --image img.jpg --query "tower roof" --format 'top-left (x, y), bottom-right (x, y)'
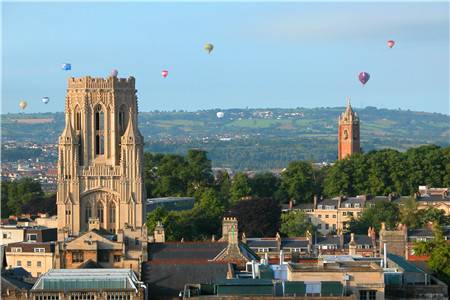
top-left (340, 97), bottom-right (358, 123)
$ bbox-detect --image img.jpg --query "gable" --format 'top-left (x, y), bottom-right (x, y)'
top-left (65, 231), bottom-right (122, 251)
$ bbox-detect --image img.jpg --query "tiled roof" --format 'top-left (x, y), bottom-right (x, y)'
top-left (317, 198), bottom-right (338, 208)
top-left (316, 236), bottom-right (340, 245)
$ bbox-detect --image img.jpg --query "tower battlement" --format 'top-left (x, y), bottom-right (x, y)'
top-left (68, 76), bottom-right (135, 90)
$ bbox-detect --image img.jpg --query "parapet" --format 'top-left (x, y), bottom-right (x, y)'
top-left (67, 76), bottom-right (135, 90)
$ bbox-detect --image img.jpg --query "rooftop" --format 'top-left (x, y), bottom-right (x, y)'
top-left (32, 269), bottom-right (141, 292)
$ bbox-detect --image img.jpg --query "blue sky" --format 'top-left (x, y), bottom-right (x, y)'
top-left (2, 2), bottom-right (449, 114)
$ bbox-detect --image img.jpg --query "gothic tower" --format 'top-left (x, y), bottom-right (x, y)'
top-left (57, 76), bottom-right (145, 237)
top-left (338, 98), bottom-right (360, 160)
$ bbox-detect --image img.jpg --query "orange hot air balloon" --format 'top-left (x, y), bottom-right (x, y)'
top-left (387, 40), bottom-right (395, 48)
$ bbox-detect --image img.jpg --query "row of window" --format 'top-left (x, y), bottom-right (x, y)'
top-left (72, 251), bottom-right (122, 263)
top-left (16, 260), bottom-right (43, 267)
top-left (317, 224), bottom-right (336, 230)
top-left (34, 292), bottom-right (133, 300)
top-left (85, 204), bottom-right (116, 224)
top-left (316, 203), bottom-right (363, 209)
top-left (11, 247), bottom-right (46, 253)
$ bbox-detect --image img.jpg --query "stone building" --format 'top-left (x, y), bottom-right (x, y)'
top-left (55, 76), bottom-right (147, 274)
top-left (338, 98), bottom-right (360, 160)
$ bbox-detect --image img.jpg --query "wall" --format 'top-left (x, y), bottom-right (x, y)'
top-left (0, 228), bottom-right (24, 245)
top-left (6, 252), bottom-right (54, 277)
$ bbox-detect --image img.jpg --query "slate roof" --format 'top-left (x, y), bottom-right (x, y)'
top-left (246, 239), bottom-right (278, 248)
top-left (408, 227), bottom-right (450, 239)
top-left (281, 239), bottom-right (309, 248)
top-left (417, 194), bottom-right (450, 202)
top-left (387, 254), bottom-right (425, 274)
top-left (142, 261), bottom-right (228, 299)
top-left (316, 236), bottom-right (340, 245)
top-left (1, 268), bottom-right (34, 293)
top-left (340, 197), bottom-right (365, 207)
top-left (148, 242), bottom-right (227, 261)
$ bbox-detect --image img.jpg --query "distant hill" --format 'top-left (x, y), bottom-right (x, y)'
top-left (2, 107), bottom-right (449, 170)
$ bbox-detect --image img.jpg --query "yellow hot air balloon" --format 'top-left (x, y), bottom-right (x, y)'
top-left (19, 100), bottom-right (28, 111)
top-left (204, 43), bottom-right (214, 54)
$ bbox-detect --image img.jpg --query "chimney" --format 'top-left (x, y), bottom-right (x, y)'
top-left (154, 221), bottom-right (165, 243)
top-left (88, 218), bottom-right (100, 231)
top-left (212, 235), bottom-right (216, 242)
top-left (242, 232), bottom-right (247, 243)
top-left (276, 232), bottom-right (281, 252)
top-left (289, 200), bottom-right (293, 210)
top-left (381, 222), bottom-right (386, 231)
top-left (368, 227), bottom-right (372, 237)
top-left (349, 233), bottom-right (357, 256)
top-left (313, 195), bottom-right (318, 208)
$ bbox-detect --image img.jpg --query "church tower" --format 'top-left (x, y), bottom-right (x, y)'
top-left (57, 76), bottom-right (145, 237)
top-left (338, 98), bottom-right (360, 160)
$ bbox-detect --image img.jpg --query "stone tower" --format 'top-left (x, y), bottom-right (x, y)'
top-left (338, 98), bottom-right (360, 160)
top-left (57, 76), bottom-right (145, 238)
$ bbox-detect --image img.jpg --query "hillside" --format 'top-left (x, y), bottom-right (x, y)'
top-left (2, 107), bottom-right (449, 170)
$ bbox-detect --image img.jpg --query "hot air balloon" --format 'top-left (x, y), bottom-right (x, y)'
top-left (42, 97), bottom-right (49, 104)
top-left (111, 69), bottom-right (118, 77)
top-left (387, 40), bottom-right (395, 48)
top-left (161, 70), bottom-right (169, 78)
top-left (19, 100), bottom-right (27, 111)
top-left (62, 63), bottom-right (71, 71)
top-left (358, 72), bottom-right (370, 86)
top-left (204, 43), bottom-right (214, 54)
top-left (216, 111), bottom-right (224, 119)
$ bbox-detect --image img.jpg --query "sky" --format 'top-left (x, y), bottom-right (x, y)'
top-left (1, 1), bottom-right (449, 114)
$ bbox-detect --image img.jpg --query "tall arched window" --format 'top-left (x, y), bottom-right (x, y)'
top-left (75, 107), bottom-right (81, 131)
top-left (85, 203), bottom-right (92, 222)
top-left (94, 105), bottom-right (104, 155)
top-left (97, 203), bottom-right (104, 224)
top-left (119, 109), bottom-right (125, 134)
top-left (109, 202), bottom-right (116, 233)
top-left (78, 135), bottom-right (83, 165)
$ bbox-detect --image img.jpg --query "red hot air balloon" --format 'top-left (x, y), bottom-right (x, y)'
top-left (358, 72), bottom-right (370, 86)
top-left (387, 40), bottom-right (395, 48)
top-left (161, 70), bottom-right (169, 78)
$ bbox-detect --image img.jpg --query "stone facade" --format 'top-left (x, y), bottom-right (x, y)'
top-left (55, 76), bottom-right (147, 274)
top-left (338, 99), bottom-right (360, 160)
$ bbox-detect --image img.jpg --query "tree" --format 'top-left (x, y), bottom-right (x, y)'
top-left (228, 198), bottom-right (281, 237)
top-left (249, 172), bottom-right (281, 199)
top-left (399, 197), bottom-right (421, 228)
top-left (281, 161), bottom-right (315, 203)
top-left (3, 178), bottom-right (46, 215)
top-left (215, 170), bottom-right (232, 207)
top-left (280, 211), bottom-right (314, 237)
top-left (230, 173), bottom-right (251, 204)
top-left (186, 149), bottom-right (214, 194)
top-left (413, 225), bottom-right (450, 284)
top-left (349, 201), bottom-right (400, 233)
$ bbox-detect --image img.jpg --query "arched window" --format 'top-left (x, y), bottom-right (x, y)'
top-left (75, 107), bottom-right (81, 131)
top-left (97, 203), bottom-right (104, 224)
top-left (109, 202), bottom-right (116, 223)
top-left (85, 203), bottom-right (92, 222)
top-left (78, 135), bottom-right (83, 165)
top-left (119, 110), bottom-right (125, 134)
top-left (94, 105), bottom-right (104, 156)
top-left (95, 106), bottom-right (104, 130)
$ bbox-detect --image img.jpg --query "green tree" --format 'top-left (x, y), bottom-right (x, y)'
top-left (413, 225), bottom-right (450, 284)
top-left (349, 201), bottom-right (400, 233)
top-left (249, 172), bottom-right (281, 199)
top-left (186, 149), bottom-right (214, 194)
top-left (230, 173), bottom-right (251, 204)
top-left (281, 161), bottom-right (315, 203)
top-left (280, 211), bottom-right (314, 237)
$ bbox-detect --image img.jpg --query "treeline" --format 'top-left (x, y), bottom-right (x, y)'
top-left (324, 145), bottom-right (449, 197)
top-left (1, 178), bottom-right (56, 218)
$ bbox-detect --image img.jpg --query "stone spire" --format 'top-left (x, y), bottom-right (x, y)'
top-left (121, 109), bottom-right (143, 145)
top-left (59, 112), bottom-right (76, 144)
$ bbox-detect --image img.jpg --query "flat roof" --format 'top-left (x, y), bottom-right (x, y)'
top-left (31, 269), bottom-right (141, 292)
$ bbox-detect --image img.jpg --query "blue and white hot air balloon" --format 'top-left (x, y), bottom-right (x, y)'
top-left (62, 63), bottom-right (72, 71)
top-left (42, 97), bottom-right (49, 104)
